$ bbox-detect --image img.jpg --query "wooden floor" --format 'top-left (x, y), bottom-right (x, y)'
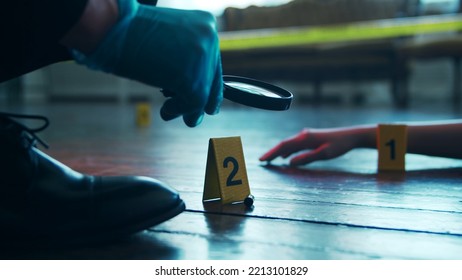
top-left (1, 100), bottom-right (462, 259)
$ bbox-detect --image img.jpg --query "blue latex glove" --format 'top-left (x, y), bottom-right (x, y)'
top-left (72, 0), bottom-right (223, 127)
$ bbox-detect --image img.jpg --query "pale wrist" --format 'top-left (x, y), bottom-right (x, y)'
top-left (349, 125), bottom-right (377, 149)
top-left (60, 0), bottom-right (119, 54)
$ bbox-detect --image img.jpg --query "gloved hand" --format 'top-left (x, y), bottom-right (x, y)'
top-left (72, 0), bottom-right (223, 127)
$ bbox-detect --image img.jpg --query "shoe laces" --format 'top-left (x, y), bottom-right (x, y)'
top-left (0, 112), bottom-right (49, 149)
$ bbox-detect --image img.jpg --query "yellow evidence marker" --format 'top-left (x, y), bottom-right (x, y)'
top-left (377, 124), bottom-right (408, 171)
top-left (203, 136), bottom-right (251, 205)
top-left (136, 102), bottom-right (151, 127)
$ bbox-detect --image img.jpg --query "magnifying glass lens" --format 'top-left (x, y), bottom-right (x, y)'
top-left (161, 76), bottom-right (293, 111)
top-left (225, 82), bottom-right (283, 98)
top-left (223, 75), bottom-right (293, 111)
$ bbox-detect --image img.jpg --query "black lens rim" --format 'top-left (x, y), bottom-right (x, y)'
top-left (223, 75), bottom-right (293, 111)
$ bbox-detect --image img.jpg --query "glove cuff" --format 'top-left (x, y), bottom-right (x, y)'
top-left (70, 0), bottom-right (139, 72)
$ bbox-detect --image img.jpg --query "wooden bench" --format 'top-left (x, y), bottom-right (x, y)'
top-left (220, 0), bottom-right (419, 107)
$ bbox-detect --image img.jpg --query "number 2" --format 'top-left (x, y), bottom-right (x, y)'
top-left (223, 156), bottom-right (242, 186)
top-left (385, 139), bottom-right (396, 160)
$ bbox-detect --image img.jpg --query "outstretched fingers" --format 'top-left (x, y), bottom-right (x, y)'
top-left (288, 143), bottom-right (330, 166)
top-left (259, 137), bottom-right (305, 162)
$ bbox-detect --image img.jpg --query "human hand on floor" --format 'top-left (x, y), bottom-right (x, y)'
top-left (259, 127), bottom-right (373, 166)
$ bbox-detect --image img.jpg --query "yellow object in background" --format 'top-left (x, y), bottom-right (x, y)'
top-left (136, 102), bottom-right (151, 127)
top-left (377, 124), bottom-right (408, 172)
top-left (203, 136), bottom-right (251, 205)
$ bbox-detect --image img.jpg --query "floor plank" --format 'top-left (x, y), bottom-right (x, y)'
top-left (4, 212), bottom-right (462, 259)
top-left (1, 102), bottom-right (462, 259)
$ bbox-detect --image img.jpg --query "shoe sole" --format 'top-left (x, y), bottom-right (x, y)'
top-left (0, 198), bottom-right (186, 250)
top-left (66, 198), bottom-right (187, 246)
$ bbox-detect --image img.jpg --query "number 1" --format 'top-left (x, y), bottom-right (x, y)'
top-left (385, 139), bottom-right (396, 160)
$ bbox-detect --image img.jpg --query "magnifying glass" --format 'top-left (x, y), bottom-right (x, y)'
top-left (223, 75), bottom-right (293, 111)
top-left (162, 76), bottom-right (293, 111)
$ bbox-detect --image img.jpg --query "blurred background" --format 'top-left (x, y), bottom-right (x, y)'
top-left (1, 0), bottom-right (462, 109)
top-left (157, 0), bottom-right (291, 16)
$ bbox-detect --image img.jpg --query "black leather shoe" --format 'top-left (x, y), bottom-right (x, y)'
top-left (0, 113), bottom-right (185, 246)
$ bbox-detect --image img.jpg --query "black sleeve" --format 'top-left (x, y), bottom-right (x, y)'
top-left (0, 0), bottom-right (159, 83)
top-left (0, 0), bottom-right (89, 82)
